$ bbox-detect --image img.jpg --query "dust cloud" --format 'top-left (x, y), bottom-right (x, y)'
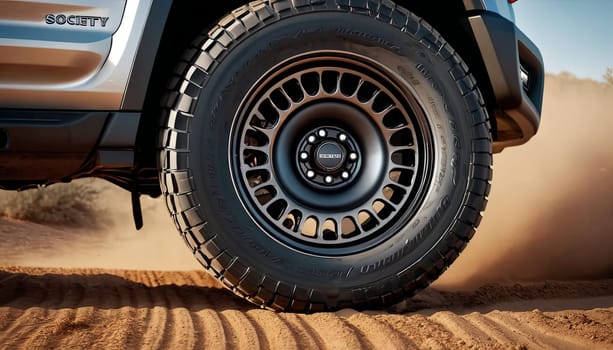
top-left (436, 74), bottom-right (613, 289)
top-left (0, 181), bottom-right (200, 271)
top-left (72, 187), bottom-right (202, 271)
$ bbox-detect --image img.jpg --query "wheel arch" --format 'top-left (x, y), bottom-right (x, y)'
top-left (134, 0), bottom-right (247, 174)
top-left (394, 0), bottom-right (498, 134)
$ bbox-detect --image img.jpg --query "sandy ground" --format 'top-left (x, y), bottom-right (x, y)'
top-left (1, 266), bottom-right (612, 349)
top-left (1, 74), bottom-right (613, 349)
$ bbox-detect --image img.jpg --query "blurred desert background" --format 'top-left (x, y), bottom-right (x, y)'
top-left (1, 73), bottom-right (613, 349)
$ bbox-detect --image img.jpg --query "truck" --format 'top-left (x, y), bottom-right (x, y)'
top-left (0, 0), bottom-right (544, 312)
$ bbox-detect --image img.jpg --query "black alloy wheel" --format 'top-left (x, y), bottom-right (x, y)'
top-left (232, 54), bottom-right (433, 255)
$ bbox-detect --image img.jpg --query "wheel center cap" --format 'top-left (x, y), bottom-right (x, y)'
top-left (314, 141), bottom-right (345, 172)
top-left (295, 125), bottom-right (360, 187)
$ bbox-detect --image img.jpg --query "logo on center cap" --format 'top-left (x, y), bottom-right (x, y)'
top-left (319, 153), bottom-right (342, 159)
top-left (314, 141), bottom-right (346, 172)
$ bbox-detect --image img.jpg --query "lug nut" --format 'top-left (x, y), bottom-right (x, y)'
top-left (324, 176), bottom-right (334, 184)
top-left (300, 152), bottom-right (309, 161)
top-left (308, 135), bottom-right (316, 143)
top-left (318, 129), bottom-right (327, 138)
top-left (307, 170), bottom-right (316, 179)
top-left (338, 133), bottom-right (347, 142)
top-left (341, 171), bottom-right (350, 180)
top-left (349, 152), bottom-right (358, 161)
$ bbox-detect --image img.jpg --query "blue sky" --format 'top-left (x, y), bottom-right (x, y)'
top-left (514, 1), bottom-right (613, 82)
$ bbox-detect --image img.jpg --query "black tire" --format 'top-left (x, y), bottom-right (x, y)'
top-left (159, 0), bottom-right (492, 312)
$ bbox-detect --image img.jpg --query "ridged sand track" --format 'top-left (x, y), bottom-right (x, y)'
top-left (1, 267), bottom-right (612, 350)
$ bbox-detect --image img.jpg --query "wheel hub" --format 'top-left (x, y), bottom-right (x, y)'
top-left (297, 126), bottom-right (360, 187)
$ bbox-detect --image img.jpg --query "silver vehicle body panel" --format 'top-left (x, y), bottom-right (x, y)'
top-left (0, 0), bottom-right (152, 110)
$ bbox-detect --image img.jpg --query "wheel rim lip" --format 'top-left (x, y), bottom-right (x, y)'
top-left (229, 51), bottom-right (434, 255)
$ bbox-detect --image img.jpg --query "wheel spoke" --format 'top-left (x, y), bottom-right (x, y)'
top-left (374, 104), bottom-right (395, 116)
